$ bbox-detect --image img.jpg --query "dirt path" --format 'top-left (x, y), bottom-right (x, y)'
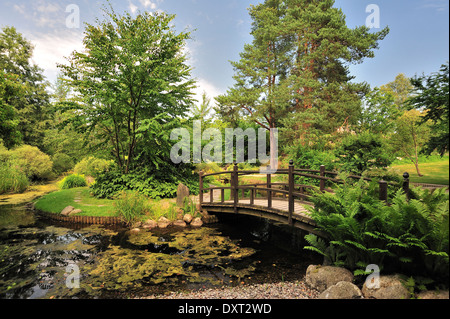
top-left (0, 180), bottom-right (59, 206)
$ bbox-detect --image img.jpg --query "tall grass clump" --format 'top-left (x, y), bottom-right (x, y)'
top-left (113, 190), bottom-right (148, 226)
top-left (59, 173), bottom-right (87, 189)
top-left (0, 162), bottom-right (29, 194)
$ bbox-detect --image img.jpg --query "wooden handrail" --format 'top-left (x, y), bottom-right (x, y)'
top-left (199, 162), bottom-right (409, 220)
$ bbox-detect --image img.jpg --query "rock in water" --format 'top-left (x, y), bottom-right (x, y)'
top-left (158, 216), bottom-right (172, 229)
top-left (176, 183), bottom-right (190, 207)
top-left (183, 214), bottom-right (193, 224)
top-left (190, 217), bottom-right (203, 227)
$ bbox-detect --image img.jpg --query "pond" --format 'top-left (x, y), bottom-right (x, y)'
top-left (0, 204), bottom-right (320, 299)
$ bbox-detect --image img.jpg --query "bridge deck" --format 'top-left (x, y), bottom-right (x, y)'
top-left (201, 198), bottom-right (319, 234)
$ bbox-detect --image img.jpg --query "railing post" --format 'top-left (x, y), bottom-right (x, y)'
top-left (379, 180), bottom-right (388, 203)
top-left (403, 172), bottom-right (410, 200)
top-left (288, 160), bottom-right (294, 225)
top-left (199, 171), bottom-right (203, 207)
top-left (319, 165), bottom-right (325, 192)
top-left (210, 188), bottom-right (214, 203)
top-left (233, 163), bottom-right (238, 213)
top-left (267, 165), bottom-right (272, 208)
top-left (250, 187), bottom-right (254, 205)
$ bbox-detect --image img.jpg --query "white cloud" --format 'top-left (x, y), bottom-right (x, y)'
top-left (129, 1), bottom-right (139, 14)
top-left (27, 30), bottom-right (84, 83)
top-left (192, 78), bottom-right (224, 107)
top-left (13, 4), bottom-right (26, 15)
top-left (139, 0), bottom-right (157, 10)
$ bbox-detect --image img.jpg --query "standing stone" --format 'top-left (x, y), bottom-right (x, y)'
top-left (61, 206), bottom-right (75, 216)
top-left (176, 183), bottom-right (190, 207)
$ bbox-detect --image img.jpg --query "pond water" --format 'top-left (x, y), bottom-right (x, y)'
top-left (0, 204), bottom-right (320, 299)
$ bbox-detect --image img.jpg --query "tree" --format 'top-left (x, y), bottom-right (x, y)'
top-left (408, 63), bottom-right (449, 156)
top-left (58, 8), bottom-right (196, 173)
top-left (0, 26), bottom-right (51, 150)
top-left (380, 73), bottom-right (414, 108)
top-left (216, 0), bottom-right (389, 165)
top-left (390, 110), bottom-right (431, 176)
top-left (0, 71), bottom-right (23, 148)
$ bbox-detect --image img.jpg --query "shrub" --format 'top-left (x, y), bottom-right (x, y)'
top-left (10, 145), bottom-right (53, 180)
top-left (0, 161), bottom-right (29, 194)
top-left (52, 153), bottom-right (74, 175)
top-left (74, 156), bottom-right (113, 178)
top-left (59, 174), bottom-right (87, 189)
top-left (113, 190), bottom-right (148, 225)
top-left (334, 131), bottom-right (395, 173)
top-left (91, 164), bottom-right (199, 199)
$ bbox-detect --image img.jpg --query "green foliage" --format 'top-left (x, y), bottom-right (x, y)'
top-left (0, 160), bottom-right (29, 194)
top-left (58, 7), bottom-right (195, 173)
top-left (90, 164), bottom-right (199, 200)
top-left (0, 71), bottom-right (23, 148)
top-left (306, 178), bottom-right (449, 282)
top-left (334, 131), bottom-right (395, 173)
top-left (74, 156), bottom-right (112, 178)
top-left (9, 145), bottom-right (53, 181)
top-left (408, 63), bottom-right (449, 156)
top-left (51, 153), bottom-right (74, 175)
top-left (59, 174), bottom-right (87, 189)
top-left (113, 190), bottom-right (148, 226)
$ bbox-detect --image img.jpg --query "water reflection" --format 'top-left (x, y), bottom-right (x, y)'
top-left (0, 205), bottom-right (320, 299)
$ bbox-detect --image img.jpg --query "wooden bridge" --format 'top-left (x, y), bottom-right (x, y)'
top-left (199, 161), bottom-right (410, 236)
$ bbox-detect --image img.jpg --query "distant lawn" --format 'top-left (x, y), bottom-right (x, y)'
top-left (34, 187), bottom-right (116, 217)
top-left (391, 160), bottom-right (449, 185)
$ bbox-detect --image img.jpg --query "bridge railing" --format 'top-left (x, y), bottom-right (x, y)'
top-left (199, 160), bottom-right (409, 225)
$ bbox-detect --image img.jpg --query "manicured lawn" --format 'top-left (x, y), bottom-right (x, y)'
top-left (34, 187), bottom-right (116, 217)
top-left (391, 160), bottom-right (449, 185)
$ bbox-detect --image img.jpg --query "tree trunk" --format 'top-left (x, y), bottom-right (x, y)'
top-left (269, 126), bottom-right (278, 171)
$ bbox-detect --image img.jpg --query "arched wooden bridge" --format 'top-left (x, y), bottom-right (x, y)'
top-left (199, 161), bottom-right (410, 236)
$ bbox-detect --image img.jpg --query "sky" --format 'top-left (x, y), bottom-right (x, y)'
top-left (0, 0), bottom-right (448, 106)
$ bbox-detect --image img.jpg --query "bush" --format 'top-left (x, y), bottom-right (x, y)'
top-left (59, 174), bottom-right (87, 189)
top-left (91, 164), bottom-right (199, 199)
top-left (10, 145), bottom-right (53, 180)
top-left (113, 190), bottom-right (148, 225)
top-left (334, 131), bottom-right (395, 173)
top-left (0, 161), bottom-right (29, 194)
top-left (74, 156), bottom-right (113, 178)
top-left (52, 153), bottom-right (74, 175)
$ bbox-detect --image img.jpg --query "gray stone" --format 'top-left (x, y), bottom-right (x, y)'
top-left (183, 214), bottom-right (193, 224)
top-left (190, 217), bottom-right (203, 227)
top-left (362, 275), bottom-right (410, 299)
top-left (176, 183), bottom-right (190, 207)
top-left (305, 265), bottom-right (354, 293)
top-left (158, 216), bottom-right (172, 229)
top-left (318, 281), bottom-right (363, 299)
top-left (173, 220), bottom-right (187, 227)
top-left (61, 206), bottom-right (75, 216)
top-left (68, 209), bottom-right (82, 216)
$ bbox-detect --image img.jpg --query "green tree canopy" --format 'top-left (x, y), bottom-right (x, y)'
top-left (58, 7), bottom-right (196, 173)
top-left (408, 63), bottom-right (449, 156)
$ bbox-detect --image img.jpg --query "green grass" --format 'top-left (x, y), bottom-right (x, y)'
top-left (391, 160), bottom-right (449, 185)
top-left (34, 187), bottom-right (116, 217)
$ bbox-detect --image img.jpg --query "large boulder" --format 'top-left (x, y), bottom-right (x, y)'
top-left (61, 206), bottom-right (75, 216)
top-left (318, 281), bottom-right (363, 299)
top-left (305, 265), bottom-right (354, 293)
top-left (176, 183), bottom-right (190, 207)
top-left (362, 275), bottom-right (410, 299)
